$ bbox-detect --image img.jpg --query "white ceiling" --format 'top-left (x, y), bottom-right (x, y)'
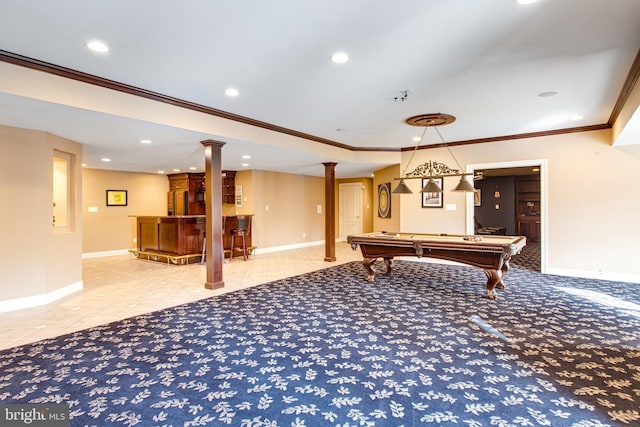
top-left (1, 0), bottom-right (639, 178)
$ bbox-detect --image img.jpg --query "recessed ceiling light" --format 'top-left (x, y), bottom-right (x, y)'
top-left (331, 51), bottom-right (349, 64)
top-left (412, 136), bottom-right (422, 142)
top-left (157, 170), bottom-right (165, 174)
top-left (570, 114), bottom-right (584, 121)
top-left (515, 0), bottom-right (539, 4)
top-left (241, 163), bottom-right (250, 167)
top-left (538, 90), bottom-right (559, 98)
top-left (81, 163), bottom-right (87, 167)
top-left (189, 167), bottom-right (197, 171)
top-left (101, 158), bottom-right (111, 162)
top-left (140, 139), bottom-right (152, 144)
top-left (172, 168), bottom-right (181, 172)
top-left (242, 155), bottom-right (251, 159)
top-left (86, 40), bottom-right (109, 53)
top-left (225, 88), bottom-right (239, 97)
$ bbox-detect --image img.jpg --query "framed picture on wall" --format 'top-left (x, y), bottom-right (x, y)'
top-left (474, 189), bottom-right (482, 206)
top-left (235, 184), bottom-right (243, 208)
top-left (377, 182), bottom-right (391, 218)
top-left (421, 178), bottom-right (443, 208)
top-left (106, 190), bottom-right (128, 206)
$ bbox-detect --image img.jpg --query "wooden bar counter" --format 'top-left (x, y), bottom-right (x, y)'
top-left (129, 215), bottom-right (254, 264)
top-left (130, 215), bottom-right (206, 264)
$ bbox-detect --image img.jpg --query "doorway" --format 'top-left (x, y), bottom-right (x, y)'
top-left (468, 160), bottom-right (546, 273)
top-left (339, 183), bottom-right (363, 241)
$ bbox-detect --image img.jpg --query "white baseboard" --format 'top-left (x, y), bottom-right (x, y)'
top-left (254, 240), bottom-right (324, 254)
top-left (546, 267), bottom-right (640, 284)
top-left (0, 281), bottom-right (83, 313)
top-left (82, 242), bottom-right (327, 259)
top-left (82, 249), bottom-right (131, 259)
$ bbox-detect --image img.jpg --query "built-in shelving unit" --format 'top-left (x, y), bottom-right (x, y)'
top-left (516, 175), bottom-right (541, 241)
top-left (167, 171), bottom-right (236, 216)
top-left (167, 172), bottom-right (205, 216)
top-left (222, 170), bottom-right (236, 205)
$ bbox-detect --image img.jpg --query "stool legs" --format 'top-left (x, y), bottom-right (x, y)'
top-left (240, 234), bottom-right (247, 260)
top-left (230, 233), bottom-right (248, 261)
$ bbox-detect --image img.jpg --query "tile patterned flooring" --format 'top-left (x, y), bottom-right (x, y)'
top-left (0, 243), bottom-right (362, 350)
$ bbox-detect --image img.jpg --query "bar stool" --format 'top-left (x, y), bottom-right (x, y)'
top-left (230, 216), bottom-right (250, 260)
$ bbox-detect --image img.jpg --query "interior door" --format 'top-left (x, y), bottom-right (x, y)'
top-left (339, 183), bottom-right (363, 241)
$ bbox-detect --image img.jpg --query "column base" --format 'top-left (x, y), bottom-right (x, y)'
top-left (204, 281), bottom-right (224, 290)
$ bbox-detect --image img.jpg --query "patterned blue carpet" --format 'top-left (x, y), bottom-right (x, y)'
top-left (1, 261), bottom-right (639, 426)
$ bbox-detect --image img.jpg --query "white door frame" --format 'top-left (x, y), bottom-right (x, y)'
top-left (466, 159), bottom-right (547, 274)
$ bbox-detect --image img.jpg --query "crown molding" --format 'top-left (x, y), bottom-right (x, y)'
top-left (0, 49), bottom-right (624, 155)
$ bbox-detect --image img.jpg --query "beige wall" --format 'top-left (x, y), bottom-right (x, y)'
top-left (0, 125), bottom-right (82, 304)
top-left (82, 168), bottom-right (328, 254)
top-left (250, 170), bottom-right (325, 249)
top-left (5, 121), bottom-right (639, 312)
top-left (396, 128), bottom-right (640, 281)
top-left (79, 127), bottom-right (640, 283)
top-left (82, 168), bottom-right (168, 254)
top-left (372, 164), bottom-right (401, 232)
top-left (81, 169), bottom-right (373, 253)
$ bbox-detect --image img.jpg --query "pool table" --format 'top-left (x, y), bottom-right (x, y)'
top-left (347, 232), bottom-right (526, 299)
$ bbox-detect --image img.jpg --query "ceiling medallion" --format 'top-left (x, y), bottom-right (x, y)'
top-left (405, 113), bottom-right (456, 127)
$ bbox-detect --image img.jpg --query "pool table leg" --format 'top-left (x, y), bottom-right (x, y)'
top-left (383, 257), bottom-right (393, 274)
top-left (484, 270), bottom-right (501, 300)
top-left (483, 258), bottom-right (511, 300)
top-left (362, 257), bottom-right (394, 281)
top-left (363, 258), bottom-right (376, 282)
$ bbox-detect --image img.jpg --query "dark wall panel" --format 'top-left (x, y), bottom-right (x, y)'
top-left (474, 176), bottom-right (516, 234)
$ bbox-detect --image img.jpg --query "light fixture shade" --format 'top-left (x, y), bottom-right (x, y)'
top-left (392, 179), bottom-right (413, 194)
top-left (453, 176), bottom-right (476, 192)
top-left (421, 178), bottom-right (442, 193)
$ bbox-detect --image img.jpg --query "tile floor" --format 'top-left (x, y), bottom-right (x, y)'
top-left (0, 243), bottom-right (362, 350)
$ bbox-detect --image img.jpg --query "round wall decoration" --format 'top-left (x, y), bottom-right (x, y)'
top-left (378, 182), bottom-right (391, 218)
